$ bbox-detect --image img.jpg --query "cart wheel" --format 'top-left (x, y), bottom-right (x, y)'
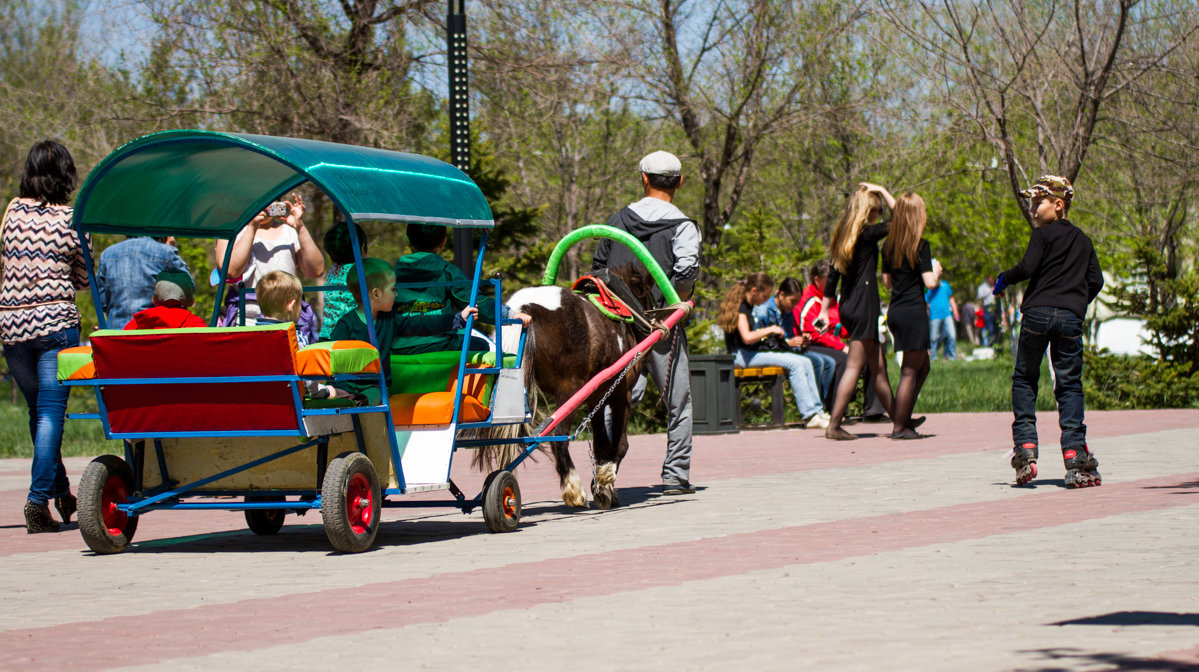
top-left (482, 470), bottom-right (521, 533)
top-left (77, 455), bottom-right (139, 554)
top-left (244, 495), bottom-right (286, 535)
top-left (321, 452), bottom-right (380, 553)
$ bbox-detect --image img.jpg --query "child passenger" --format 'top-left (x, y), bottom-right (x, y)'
top-left (123, 269), bottom-right (206, 329)
top-left (319, 222), bottom-right (368, 340)
top-left (332, 257), bottom-right (477, 402)
top-left (257, 269), bottom-right (352, 400)
top-left (994, 175), bottom-right (1104, 488)
top-left (392, 223), bottom-right (530, 354)
top-left (256, 270), bottom-right (311, 345)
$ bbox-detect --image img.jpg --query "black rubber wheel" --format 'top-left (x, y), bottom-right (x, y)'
top-left (482, 470), bottom-right (521, 533)
top-left (321, 452), bottom-right (381, 553)
top-left (244, 494), bottom-right (286, 535)
top-left (77, 455), bottom-right (139, 554)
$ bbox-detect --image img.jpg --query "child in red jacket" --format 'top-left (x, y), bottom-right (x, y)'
top-left (124, 270), bottom-right (205, 329)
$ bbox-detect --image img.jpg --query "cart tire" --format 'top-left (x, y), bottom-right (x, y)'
top-left (244, 495), bottom-right (286, 535)
top-left (321, 452), bottom-right (380, 553)
top-left (77, 455), bottom-right (139, 554)
top-left (482, 470), bottom-right (521, 533)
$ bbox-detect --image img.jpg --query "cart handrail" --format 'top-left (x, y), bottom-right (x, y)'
top-left (540, 225), bottom-right (682, 306)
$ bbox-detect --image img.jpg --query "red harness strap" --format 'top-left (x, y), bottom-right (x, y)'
top-left (571, 275), bottom-right (634, 319)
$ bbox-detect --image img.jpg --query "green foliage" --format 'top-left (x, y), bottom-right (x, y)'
top-left (1084, 349), bottom-right (1199, 410)
top-left (0, 379), bottom-right (112, 458)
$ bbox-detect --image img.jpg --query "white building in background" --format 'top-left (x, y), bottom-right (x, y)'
top-left (1088, 271), bottom-right (1156, 357)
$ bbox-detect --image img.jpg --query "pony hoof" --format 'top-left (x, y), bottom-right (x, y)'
top-left (591, 483), bottom-right (620, 510)
top-left (562, 490), bottom-right (588, 509)
top-left (562, 471), bottom-right (587, 508)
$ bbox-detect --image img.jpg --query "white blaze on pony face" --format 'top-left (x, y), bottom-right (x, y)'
top-left (502, 286), bottom-right (565, 353)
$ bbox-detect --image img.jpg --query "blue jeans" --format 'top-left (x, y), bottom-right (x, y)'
top-left (802, 350), bottom-right (836, 404)
top-left (5, 326), bottom-right (79, 505)
top-left (734, 348), bottom-right (823, 419)
top-left (1011, 307), bottom-right (1085, 449)
top-left (929, 316), bottom-right (957, 360)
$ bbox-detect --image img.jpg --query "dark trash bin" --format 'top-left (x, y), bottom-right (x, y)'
top-left (689, 354), bottom-right (738, 435)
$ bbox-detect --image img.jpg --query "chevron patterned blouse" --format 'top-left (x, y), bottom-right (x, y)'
top-left (0, 198), bottom-right (92, 344)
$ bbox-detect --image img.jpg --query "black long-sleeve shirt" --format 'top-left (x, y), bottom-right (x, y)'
top-left (1001, 218), bottom-right (1103, 319)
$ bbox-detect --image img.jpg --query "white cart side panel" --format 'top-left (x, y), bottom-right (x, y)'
top-left (395, 424), bottom-right (455, 488)
top-left (490, 367), bottom-right (528, 423)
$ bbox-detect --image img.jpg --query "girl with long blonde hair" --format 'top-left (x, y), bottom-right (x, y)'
top-left (817, 182), bottom-right (905, 440)
top-left (720, 273), bottom-right (828, 429)
top-left (881, 193), bottom-right (941, 439)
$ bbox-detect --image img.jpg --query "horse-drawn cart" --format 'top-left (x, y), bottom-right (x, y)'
top-left (61, 130), bottom-right (691, 555)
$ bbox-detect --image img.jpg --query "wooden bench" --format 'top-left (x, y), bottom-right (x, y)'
top-left (733, 366), bottom-right (787, 429)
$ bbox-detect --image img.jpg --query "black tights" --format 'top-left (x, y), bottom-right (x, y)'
top-left (892, 349), bottom-right (929, 432)
top-left (828, 338), bottom-right (894, 431)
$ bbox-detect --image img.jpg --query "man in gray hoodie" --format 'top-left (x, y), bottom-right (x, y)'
top-left (592, 151), bottom-right (701, 495)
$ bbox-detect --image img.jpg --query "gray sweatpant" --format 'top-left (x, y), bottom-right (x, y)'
top-left (617, 328), bottom-right (693, 485)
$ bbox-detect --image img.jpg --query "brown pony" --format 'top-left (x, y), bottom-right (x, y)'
top-left (482, 267), bottom-right (651, 509)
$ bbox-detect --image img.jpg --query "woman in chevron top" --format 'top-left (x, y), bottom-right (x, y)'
top-left (1, 140), bottom-right (92, 533)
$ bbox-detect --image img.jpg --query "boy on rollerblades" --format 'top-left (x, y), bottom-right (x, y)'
top-left (993, 175), bottom-right (1104, 488)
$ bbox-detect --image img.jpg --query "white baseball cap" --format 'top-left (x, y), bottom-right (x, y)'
top-left (638, 151), bottom-right (682, 177)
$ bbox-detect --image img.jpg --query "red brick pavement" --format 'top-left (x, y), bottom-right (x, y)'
top-left (1, 469), bottom-right (1197, 671)
top-left (1, 410), bottom-right (1196, 557)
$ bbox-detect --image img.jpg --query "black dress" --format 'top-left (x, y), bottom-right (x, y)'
top-left (824, 222), bottom-right (888, 340)
top-left (882, 239), bottom-right (933, 351)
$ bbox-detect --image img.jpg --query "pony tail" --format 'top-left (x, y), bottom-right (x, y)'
top-left (717, 281), bottom-right (747, 333)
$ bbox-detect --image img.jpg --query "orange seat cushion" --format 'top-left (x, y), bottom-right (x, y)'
top-left (389, 391), bottom-right (490, 427)
top-left (295, 340), bottom-right (380, 377)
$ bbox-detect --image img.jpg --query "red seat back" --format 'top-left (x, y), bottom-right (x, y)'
top-left (90, 325), bottom-right (301, 434)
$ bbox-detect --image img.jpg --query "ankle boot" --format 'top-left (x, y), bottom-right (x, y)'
top-left (55, 493), bottom-right (77, 525)
top-left (24, 501), bottom-right (62, 534)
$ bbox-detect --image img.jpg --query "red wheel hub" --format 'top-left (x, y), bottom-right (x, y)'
top-left (345, 473), bottom-right (374, 535)
top-left (501, 486), bottom-right (517, 518)
top-left (101, 475), bottom-right (129, 536)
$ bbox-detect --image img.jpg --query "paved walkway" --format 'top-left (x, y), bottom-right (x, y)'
top-left (2, 409), bottom-right (1198, 671)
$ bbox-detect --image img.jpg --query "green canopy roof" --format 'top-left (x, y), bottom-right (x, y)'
top-left (73, 130), bottom-right (494, 238)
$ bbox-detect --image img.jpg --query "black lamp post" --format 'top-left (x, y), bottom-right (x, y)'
top-left (447, 0), bottom-right (474, 276)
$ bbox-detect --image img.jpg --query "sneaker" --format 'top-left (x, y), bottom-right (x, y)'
top-left (804, 412), bottom-right (830, 430)
top-left (662, 481), bottom-right (697, 495)
top-left (24, 501), bottom-right (61, 534)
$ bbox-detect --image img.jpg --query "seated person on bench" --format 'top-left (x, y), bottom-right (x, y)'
top-left (331, 257), bottom-right (476, 403)
top-left (123, 269), bottom-right (206, 329)
top-left (393, 224), bottom-right (530, 355)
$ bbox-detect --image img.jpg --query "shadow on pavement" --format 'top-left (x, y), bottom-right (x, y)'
top-left (1051, 611), bottom-right (1199, 627)
top-left (105, 485), bottom-right (686, 555)
top-left (1018, 646), bottom-right (1199, 671)
top-left (1144, 480), bottom-right (1199, 494)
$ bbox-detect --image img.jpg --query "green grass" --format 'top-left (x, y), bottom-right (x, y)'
top-left (897, 355), bottom-right (1057, 414)
top-left (0, 379), bottom-right (116, 459)
top-left (0, 353), bottom-right (1058, 458)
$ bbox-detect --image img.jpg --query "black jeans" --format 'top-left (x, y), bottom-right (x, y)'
top-left (1011, 306), bottom-right (1086, 449)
